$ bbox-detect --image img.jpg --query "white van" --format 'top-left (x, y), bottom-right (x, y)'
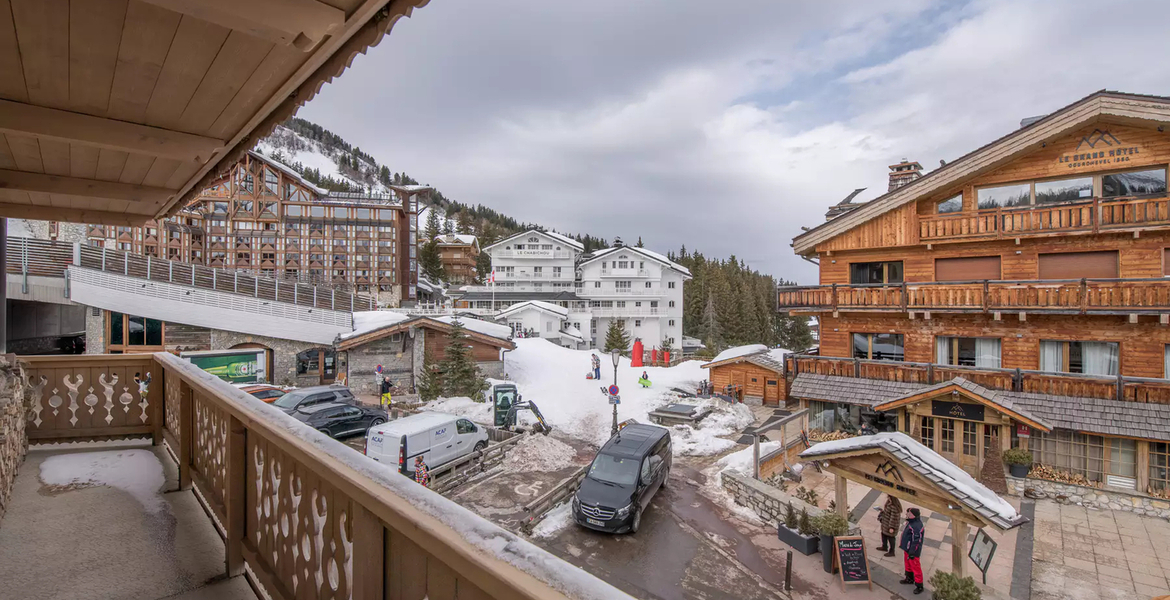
top-left (365, 412), bottom-right (490, 475)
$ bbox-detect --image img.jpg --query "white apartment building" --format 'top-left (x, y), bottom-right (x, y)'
top-left (452, 230), bottom-right (689, 351)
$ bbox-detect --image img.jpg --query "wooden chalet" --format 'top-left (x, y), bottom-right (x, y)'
top-left (780, 91), bottom-right (1170, 496)
top-left (435, 233), bottom-right (480, 284)
top-left (701, 346), bottom-right (786, 406)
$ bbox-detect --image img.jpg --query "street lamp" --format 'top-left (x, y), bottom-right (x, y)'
top-left (610, 349), bottom-right (621, 436)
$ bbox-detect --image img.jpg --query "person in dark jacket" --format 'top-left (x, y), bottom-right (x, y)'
top-left (899, 507), bottom-right (925, 594)
top-left (877, 495), bottom-right (902, 556)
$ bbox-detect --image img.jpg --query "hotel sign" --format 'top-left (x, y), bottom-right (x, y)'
top-left (1057, 129), bottom-right (1141, 170)
top-left (931, 400), bottom-right (985, 422)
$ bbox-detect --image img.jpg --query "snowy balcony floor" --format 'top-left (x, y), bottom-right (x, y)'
top-left (0, 441), bottom-right (256, 600)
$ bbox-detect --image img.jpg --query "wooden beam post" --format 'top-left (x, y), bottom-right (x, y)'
top-left (753, 435), bottom-right (761, 480)
top-left (0, 168), bottom-right (174, 204)
top-left (351, 504), bottom-right (385, 599)
top-left (178, 381), bottom-right (194, 490)
top-left (835, 473), bottom-right (848, 518)
top-left (952, 520), bottom-right (968, 577)
top-left (225, 416), bottom-right (246, 576)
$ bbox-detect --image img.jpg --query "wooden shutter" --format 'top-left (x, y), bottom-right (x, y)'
top-left (1038, 251), bottom-right (1119, 279)
top-left (935, 256), bottom-right (1001, 281)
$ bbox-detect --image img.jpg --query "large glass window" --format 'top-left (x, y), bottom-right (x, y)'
top-left (1103, 168), bottom-right (1167, 198)
top-left (920, 417), bottom-right (935, 450)
top-left (977, 183), bottom-right (1031, 209)
top-left (849, 261), bottom-right (903, 284)
top-left (940, 419), bottom-right (955, 453)
top-left (936, 337), bottom-right (1001, 368)
top-left (937, 194), bottom-right (962, 214)
top-left (852, 333), bottom-right (904, 361)
top-left (1030, 432), bottom-right (1137, 489)
top-left (107, 313), bottom-right (163, 352)
top-left (1040, 340), bottom-right (1118, 376)
top-left (1152, 442), bottom-right (1170, 496)
top-left (1035, 176), bottom-right (1093, 205)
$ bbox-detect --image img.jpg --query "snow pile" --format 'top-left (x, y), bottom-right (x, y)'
top-left (434, 315), bottom-right (512, 340)
top-left (697, 441), bottom-right (783, 525)
top-left (766, 348), bottom-right (791, 364)
top-left (346, 311), bottom-right (411, 339)
top-left (424, 396), bottom-right (493, 423)
top-left (531, 502), bottom-right (574, 539)
top-left (670, 399), bottom-right (755, 456)
top-left (502, 434), bottom-right (579, 472)
top-left (714, 440), bottom-right (782, 477)
top-left (40, 450), bottom-right (167, 514)
top-left (428, 339), bottom-right (707, 447)
top-left (708, 344), bottom-right (768, 364)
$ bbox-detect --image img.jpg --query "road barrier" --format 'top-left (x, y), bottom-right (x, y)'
top-left (521, 465), bottom-right (588, 534)
top-left (430, 430), bottom-right (524, 496)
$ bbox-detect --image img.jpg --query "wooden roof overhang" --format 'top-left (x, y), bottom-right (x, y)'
top-left (0, 0), bottom-right (430, 226)
top-left (800, 434), bottom-right (1028, 531)
top-left (791, 91), bottom-right (1170, 256)
top-left (337, 317), bottom-right (516, 352)
top-left (873, 379), bottom-right (1053, 433)
top-left (700, 353), bottom-right (785, 375)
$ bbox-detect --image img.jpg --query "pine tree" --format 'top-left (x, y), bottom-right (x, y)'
top-left (440, 319), bottom-right (488, 397)
top-left (776, 315), bottom-right (815, 352)
top-left (979, 433), bottom-right (1009, 494)
top-left (424, 207), bottom-right (441, 242)
top-left (419, 239), bottom-right (444, 282)
top-left (441, 217), bottom-right (454, 235)
top-left (456, 211), bottom-right (472, 235)
top-left (635, 236), bottom-right (644, 248)
top-left (699, 291), bottom-right (723, 351)
top-left (603, 320), bottom-right (632, 353)
top-left (417, 352), bottom-right (444, 402)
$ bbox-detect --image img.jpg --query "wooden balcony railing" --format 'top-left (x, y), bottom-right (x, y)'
top-left (919, 196), bottom-right (1170, 242)
top-left (20, 352), bottom-right (627, 600)
top-left (777, 278), bottom-right (1170, 314)
top-left (785, 354), bottom-right (1170, 404)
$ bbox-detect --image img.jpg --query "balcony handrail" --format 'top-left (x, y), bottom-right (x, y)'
top-left (778, 276), bottom-right (1170, 291)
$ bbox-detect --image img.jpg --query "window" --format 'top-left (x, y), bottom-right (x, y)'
top-left (668, 301), bottom-right (674, 308)
top-left (852, 333), bottom-right (904, 361)
top-left (615, 281), bottom-right (631, 290)
top-left (977, 183), bottom-right (1031, 209)
top-left (457, 419), bottom-right (476, 434)
top-left (919, 417), bottom-right (934, 449)
top-left (668, 319), bottom-right (675, 326)
top-left (1038, 251), bottom-right (1118, 279)
top-left (594, 281), bottom-right (601, 288)
top-left (1030, 431), bottom-right (1137, 488)
top-left (668, 282), bottom-right (675, 289)
top-left (1103, 168), bottom-right (1167, 198)
top-left (962, 421), bottom-right (977, 456)
top-left (938, 194), bottom-right (962, 214)
top-left (1040, 340), bottom-right (1118, 376)
top-left (645, 282), bottom-right (652, 288)
top-left (107, 313), bottom-right (163, 352)
top-left (849, 261), bottom-right (903, 284)
top-left (1035, 176), bottom-right (1093, 204)
top-left (634, 320), bottom-right (641, 328)
top-left (1152, 442), bottom-right (1170, 496)
top-left (935, 256), bottom-right (1001, 281)
top-left (939, 419), bottom-right (955, 453)
top-left (935, 337), bottom-right (1001, 368)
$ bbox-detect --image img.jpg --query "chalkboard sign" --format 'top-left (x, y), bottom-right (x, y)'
top-left (833, 536), bottom-right (872, 590)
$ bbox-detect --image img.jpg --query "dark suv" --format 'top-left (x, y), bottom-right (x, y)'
top-left (271, 384), bottom-right (356, 414)
top-left (572, 424), bottom-right (671, 534)
top-left (290, 402), bottom-right (387, 439)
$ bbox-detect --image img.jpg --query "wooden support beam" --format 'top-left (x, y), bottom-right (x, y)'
top-left (952, 520), bottom-right (968, 577)
top-left (0, 100), bottom-right (224, 162)
top-left (835, 473), bottom-right (848, 518)
top-left (140, 0), bottom-right (344, 51)
top-left (0, 169), bottom-right (174, 204)
top-left (0, 202), bottom-right (153, 226)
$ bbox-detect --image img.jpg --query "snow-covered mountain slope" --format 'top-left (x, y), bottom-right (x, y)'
top-left (255, 125), bottom-right (391, 194)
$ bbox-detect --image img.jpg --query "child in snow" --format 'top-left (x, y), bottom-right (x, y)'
top-left (414, 456), bottom-right (430, 488)
top-left (639, 371), bottom-right (651, 387)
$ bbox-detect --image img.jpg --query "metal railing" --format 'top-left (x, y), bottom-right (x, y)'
top-left (918, 196), bottom-right (1170, 242)
top-left (19, 353), bottom-right (629, 599)
top-left (5, 237), bottom-right (377, 311)
top-left (785, 354), bottom-right (1170, 404)
top-left (777, 277), bottom-right (1170, 314)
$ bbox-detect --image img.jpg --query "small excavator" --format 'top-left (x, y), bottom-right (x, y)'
top-left (488, 383), bottom-right (552, 435)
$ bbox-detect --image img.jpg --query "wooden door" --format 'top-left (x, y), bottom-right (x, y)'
top-left (764, 377), bottom-right (780, 406)
top-left (957, 420), bottom-right (980, 476)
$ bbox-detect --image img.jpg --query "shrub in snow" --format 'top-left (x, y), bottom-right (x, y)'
top-left (797, 507), bottom-right (814, 537)
top-left (929, 571), bottom-right (982, 600)
top-left (811, 511), bottom-right (849, 537)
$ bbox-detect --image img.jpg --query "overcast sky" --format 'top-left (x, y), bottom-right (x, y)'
top-left (300, 0), bottom-right (1170, 283)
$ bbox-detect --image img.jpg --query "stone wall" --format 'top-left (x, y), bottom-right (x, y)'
top-left (1006, 475), bottom-right (1170, 519)
top-left (84, 307), bottom-right (105, 354)
top-left (0, 357), bottom-right (30, 524)
top-left (721, 471), bottom-right (826, 524)
top-left (344, 331), bottom-right (416, 396)
top-left (209, 330), bottom-right (322, 388)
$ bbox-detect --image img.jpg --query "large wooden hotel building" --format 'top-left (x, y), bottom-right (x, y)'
top-left (82, 151), bottom-right (428, 305)
top-left (779, 91), bottom-right (1170, 497)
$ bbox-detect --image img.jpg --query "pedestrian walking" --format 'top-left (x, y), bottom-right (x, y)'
top-left (591, 353), bottom-right (601, 380)
top-left (877, 494), bottom-right (902, 557)
top-left (380, 376), bottom-right (392, 407)
top-left (899, 507), bottom-right (925, 594)
top-left (414, 456), bottom-right (430, 488)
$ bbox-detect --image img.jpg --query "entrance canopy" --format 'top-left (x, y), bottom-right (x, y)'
top-left (0, 0), bottom-right (429, 226)
top-left (874, 378), bottom-right (1053, 433)
top-left (800, 432), bottom-right (1027, 531)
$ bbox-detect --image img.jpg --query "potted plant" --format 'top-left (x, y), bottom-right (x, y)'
top-left (811, 511), bottom-right (851, 574)
top-left (776, 502), bottom-right (820, 555)
top-left (1003, 448), bottom-right (1033, 478)
top-left (929, 571), bottom-right (982, 599)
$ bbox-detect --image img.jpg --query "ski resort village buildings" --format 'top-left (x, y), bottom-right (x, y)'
top-left (778, 90), bottom-right (1170, 497)
top-left (435, 233), bottom-right (480, 284)
top-left (83, 151), bottom-right (429, 306)
top-left (451, 232), bottom-right (690, 351)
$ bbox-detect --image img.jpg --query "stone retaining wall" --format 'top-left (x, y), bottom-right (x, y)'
top-left (721, 470), bottom-right (826, 524)
top-left (0, 357), bottom-right (30, 524)
top-left (1006, 475), bottom-right (1170, 519)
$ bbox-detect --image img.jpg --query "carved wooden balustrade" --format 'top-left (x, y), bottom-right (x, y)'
top-left (918, 196), bottom-right (1170, 243)
top-left (785, 354), bottom-right (1170, 404)
top-left (778, 278), bottom-right (1170, 314)
top-left (19, 352), bottom-right (626, 600)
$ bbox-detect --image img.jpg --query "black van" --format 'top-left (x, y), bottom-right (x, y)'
top-left (572, 424), bottom-right (671, 534)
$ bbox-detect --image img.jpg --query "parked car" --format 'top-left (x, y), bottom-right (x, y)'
top-left (291, 402), bottom-right (387, 439)
top-left (365, 412), bottom-right (490, 474)
top-left (271, 384), bottom-right (355, 414)
top-left (573, 424), bottom-right (671, 534)
top-left (237, 384), bottom-right (288, 403)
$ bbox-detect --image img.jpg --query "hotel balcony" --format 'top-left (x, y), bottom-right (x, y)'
top-left (917, 196), bottom-right (1170, 243)
top-left (599, 268), bottom-right (650, 277)
top-left (785, 354), bottom-right (1170, 404)
top-left (577, 286), bottom-right (660, 297)
top-left (587, 307), bottom-right (662, 317)
top-left (777, 278), bottom-right (1170, 317)
top-left (491, 249), bottom-right (575, 260)
top-left (0, 354), bottom-right (623, 600)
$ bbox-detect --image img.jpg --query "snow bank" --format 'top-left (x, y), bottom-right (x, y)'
top-left (715, 441), bottom-right (782, 477)
top-left (503, 435), bottom-right (579, 472)
top-left (670, 399), bottom-right (754, 456)
top-left (346, 311), bottom-right (411, 339)
top-left (531, 502), bottom-right (574, 539)
top-left (424, 396), bottom-right (493, 424)
top-left (709, 344), bottom-right (768, 364)
top-left (40, 450), bottom-right (167, 514)
top-left (696, 441), bottom-right (783, 525)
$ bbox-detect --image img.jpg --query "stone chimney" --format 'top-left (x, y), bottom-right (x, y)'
top-left (888, 158), bottom-right (923, 192)
top-left (613, 236), bottom-right (624, 248)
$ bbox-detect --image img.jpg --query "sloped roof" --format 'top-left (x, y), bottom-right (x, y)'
top-left (582, 246), bottom-right (692, 277)
top-left (789, 373), bottom-right (923, 406)
top-left (497, 300), bottom-right (569, 319)
top-left (792, 91), bottom-right (1170, 255)
top-left (701, 345), bottom-right (787, 374)
top-left (483, 229), bottom-right (584, 252)
top-left (875, 378), bottom-right (1053, 432)
top-left (436, 234), bottom-right (479, 248)
top-left (336, 315), bottom-right (515, 352)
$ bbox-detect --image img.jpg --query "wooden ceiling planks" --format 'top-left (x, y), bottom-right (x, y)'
top-left (208, 43), bottom-right (305, 140)
top-left (69, 145), bottom-right (102, 181)
top-left (176, 30), bottom-right (275, 134)
top-left (10, 0), bottom-right (70, 110)
top-left (95, 149), bottom-right (130, 182)
top-left (106, 3), bottom-right (183, 123)
top-left (0, 135), bottom-right (16, 170)
top-left (68, 0), bottom-right (128, 115)
top-left (0, 0), bottom-right (28, 102)
top-left (143, 16), bottom-right (233, 131)
top-left (5, 133), bottom-right (43, 173)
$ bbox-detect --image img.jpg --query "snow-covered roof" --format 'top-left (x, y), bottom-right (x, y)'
top-left (343, 311), bottom-right (412, 340)
top-left (681, 336), bottom-right (706, 350)
top-left (706, 344), bottom-right (768, 364)
top-left (800, 432), bottom-right (1025, 530)
top-left (558, 325), bottom-right (585, 342)
top-left (582, 246), bottom-right (692, 278)
top-left (247, 150), bottom-right (328, 196)
top-left (436, 233), bottom-right (478, 247)
top-left (434, 315), bottom-right (513, 340)
top-left (497, 300), bottom-right (569, 319)
top-left (484, 229), bottom-right (584, 252)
